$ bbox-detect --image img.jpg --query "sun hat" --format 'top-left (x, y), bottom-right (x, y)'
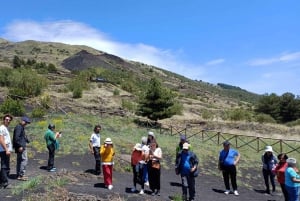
top-left (141, 136), bottom-right (147, 144)
top-left (148, 131), bottom-right (155, 138)
top-left (134, 143), bottom-right (142, 151)
top-left (223, 140), bottom-right (230, 146)
top-left (22, 116), bottom-right (31, 124)
top-left (264, 146), bottom-right (273, 152)
top-left (104, 138), bottom-right (113, 144)
top-left (287, 158), bottom-right (297, 165)
top-left (182, 142), bottom-right (190, 150)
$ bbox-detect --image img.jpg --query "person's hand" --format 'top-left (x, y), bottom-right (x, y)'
top-left (18, 147), bottom-right (23, 152)
top-left (190, 166), bottom-right (196, 172)
top-left (55, 132), bottom-right (60, 138)
top-left (5, 150), bottom-right (10, 156)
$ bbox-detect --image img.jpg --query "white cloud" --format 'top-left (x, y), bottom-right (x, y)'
top-left (248, 52), bottom-right (300, 66)
top-left (2, 20), bottom-right (207, 79)
top-left (205, 59), bottom-right (225, 66)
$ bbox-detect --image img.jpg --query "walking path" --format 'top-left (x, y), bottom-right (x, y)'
top-left (0, 153), bottom-right (285, 201)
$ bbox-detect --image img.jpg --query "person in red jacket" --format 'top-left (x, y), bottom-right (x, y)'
top-left (273, 153), bottom-right (289, 201)
top-left (130, 143), bottom-right (145, 194)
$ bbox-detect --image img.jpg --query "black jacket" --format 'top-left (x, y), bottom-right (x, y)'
top-left (13, 124), bottom-right (29, 150)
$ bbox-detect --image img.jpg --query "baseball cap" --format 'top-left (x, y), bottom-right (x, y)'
top-left (21, 116), bottom-right (31, 124)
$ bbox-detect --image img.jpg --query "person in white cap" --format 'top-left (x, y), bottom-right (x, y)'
top-left (100, 138), bottom-right (115, 190)
top-left (262, 145), bottom-right (278, 194)
top-left (285, 158), bottom-right (300, 201)
top-left (130, 143), bottom-right (144, 194)
top-left (147, 131), bottom-right (156, 145)
top-left (175, 142), bottom-right (199, 201)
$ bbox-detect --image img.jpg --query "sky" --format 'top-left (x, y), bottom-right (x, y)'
top-left (0, 0), bottom-right (300, 96)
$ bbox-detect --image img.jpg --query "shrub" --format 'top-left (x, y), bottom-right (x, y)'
top-left (31, 107), bottom-right (46, 118)
top-left (255, 113), bottom-right (276, 124)
top-left (0, 98), bottom-right (25, 116)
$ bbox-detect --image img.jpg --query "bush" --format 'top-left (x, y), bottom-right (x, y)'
top-left (255, 113), bottom-right (276, 124)
top-left (32, 107), bottom-right (46, 118)
top-left (0, 98), bottom-right (25, 116)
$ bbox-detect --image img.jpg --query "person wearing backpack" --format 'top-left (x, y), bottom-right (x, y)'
top-left (175, 142), bottom-right (199, 201)
top-left (13, 116), bottom-right (31, 181)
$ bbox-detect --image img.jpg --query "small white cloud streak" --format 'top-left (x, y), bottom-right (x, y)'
top-left (2, 20), bottom-right (206, 79)
top-left (248, 52), bottom-right (300, 66)
top-left (205, 59), bottom-right (225, 66)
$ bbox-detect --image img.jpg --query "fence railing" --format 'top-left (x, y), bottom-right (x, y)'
top-left (137, 120), bottom-right (300, 155)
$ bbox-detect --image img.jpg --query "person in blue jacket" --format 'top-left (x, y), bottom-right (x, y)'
top-left (175, 142), bottom-right (199, 201)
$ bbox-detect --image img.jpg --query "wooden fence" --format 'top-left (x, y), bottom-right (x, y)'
top-left (138, 120), bottom-right (300, 155)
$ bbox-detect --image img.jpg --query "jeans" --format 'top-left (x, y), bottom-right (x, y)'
top-left (262, 168), bottom-right (276, 193)
top-left (181, 174), bottom-right (195, 200)
top-left (16, 149), bottom-right (28, 177)
top-left (285, 185), bottom-right (300, 201)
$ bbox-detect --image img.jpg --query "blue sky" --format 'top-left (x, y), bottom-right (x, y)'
top-left (1, 0), bottom-right (300, 96)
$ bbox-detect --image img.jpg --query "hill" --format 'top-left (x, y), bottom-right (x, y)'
top-left (3, 38), bottom-right (300, 137)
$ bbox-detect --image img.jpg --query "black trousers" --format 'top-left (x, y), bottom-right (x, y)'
top-left (181, 174), bottom-right (195, 200)
top-left (47, 143), bottom-right (55, 169)
top-left (222, 165), bottom-right (237, 191)
top-left (93, 147), bottom-right (101, 174)
top-left (148, 162), bottom-right (161, 192)
top-left (0, 151), bottom-right (10, 184)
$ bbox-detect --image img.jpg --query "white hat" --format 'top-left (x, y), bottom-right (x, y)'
top-left (148, 131), bottom-right (155, 138)
top-left (104, 138), bottom-right (113, 144)
top-left (134, 143), bottom-right (142, 151)
top-left (141, 136), bottom-right (147, 144)
top-left (287, 158), bottom-right (297, 165)
top-left (182, 142), bottom-right (190, 150)
top-left (264, 146), bottom-right (273, 152)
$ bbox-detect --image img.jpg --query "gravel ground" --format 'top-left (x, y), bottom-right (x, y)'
top-left (0, 152), bottom-right (285, 201)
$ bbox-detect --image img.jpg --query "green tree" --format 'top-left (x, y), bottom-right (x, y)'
top-left (137, 78), bottom-right (182, 121)
top-left (255, 93), bottom-right (281, 122)
top-left (279, 93), bottom-right (299, 123)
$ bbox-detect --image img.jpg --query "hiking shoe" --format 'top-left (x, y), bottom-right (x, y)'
top-left (3, 183), bottom-right (12, 189)
top-left (139, 189), bottom-right (144, 194)
top-left (131, 187), bottom-right (137, 192)
top-left (48, 168), bottom-right (56, 172)
top-left (108, 185), bottom-right (113, 190)
top-left (234, 190), bottom-right (239, 196)
top-left (224, 190), bottom-right (230, 195)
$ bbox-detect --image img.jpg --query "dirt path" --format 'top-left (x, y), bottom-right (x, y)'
top-left (0, 153), bottom-right (285, 201)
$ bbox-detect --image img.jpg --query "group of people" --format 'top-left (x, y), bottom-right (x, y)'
top-left (0, 114), bottom-right (66, 189)
top-left (130, 131), bottom-right (162, 196)
top-left (262, 145), bottom-right (300, 201)
top-left (3, 116), bottom-right (300, 201)
top-left (0, 114), bottom-right (31, 188)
